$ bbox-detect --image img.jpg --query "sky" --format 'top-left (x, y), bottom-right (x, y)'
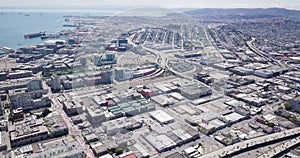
top-left (0, 0), bottom-right (299, 10)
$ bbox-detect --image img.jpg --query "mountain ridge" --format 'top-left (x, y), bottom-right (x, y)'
top-left (184, 7), bottom-right (300, 17)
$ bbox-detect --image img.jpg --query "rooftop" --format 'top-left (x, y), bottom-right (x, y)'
top-left (149, 110), bottom-right (174, 124)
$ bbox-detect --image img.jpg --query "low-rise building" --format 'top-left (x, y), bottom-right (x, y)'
top-left (0, 72), bottom-right (6, 81)
top-left (219, 112), bottom-right (246, 125)
top-left (198, 119), bottom-right (227, 135)
top-left (90, 141), bottom-right (118, 157)
top-left (86, 107), bottom-right (107, 127)
top-left (180, 84), bottom-right (212, 100)
top-left (194, 72), bottom-right (214, 84)
top-left (9, 114), bottom-right (68, 147)
top-left (213, 63), bottom-right (235, 71)
top-left (13, 136), bottom-right (85, 158)
top-left (291, 96), bottom-right (300, 113)
top-left (83, 133), bottom-right (99, 143)
top-left (63, 100), bottom-right (82, 117)
top-left (44, 114), bottom-right (68, 138)
top-left (230, 66), bottom-right (254, 76)
top-left (12, 108), bottom-right (24, 122)
top-left (0, 131), bottom-right (7, 151)
top-left (149, 110), bottom-right (174, 124)
top-left (143, 133), bottom-right (177, 153)
top-left (8, 70), bottom-right (33, 79)
top-left (102, 117), bottom-right (142, 135)
top-left (9, 117), bottom-right (49, 147)
top-left (9, 88), bottom-right (50, 110)
top-left (107, 99), bottom-right (155, 118)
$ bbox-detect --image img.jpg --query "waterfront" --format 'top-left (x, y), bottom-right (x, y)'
top-left (0, 10), bottom-right (115, 49)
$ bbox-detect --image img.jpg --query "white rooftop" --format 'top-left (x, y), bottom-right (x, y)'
top-left (223, 112), bottom-right (244, 122)
top-left (149, 110), bottom-right (174, 124)
top-left (263, 114), bottom-right (276, 121)
top-left (99, 154), bottom-right (113, 158)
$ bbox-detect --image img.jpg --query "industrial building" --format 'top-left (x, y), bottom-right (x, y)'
top-left (291, 96), bottom-right (300, 113)
top-left (149, 110), bottom-right (174, 124)
top-left (198, 118), bottom-right (227, 134)
top-left (180, 84), bottom-right (212, 100)
top-left (86, 107), bottom-right (108, 127)
top-left (12, 136), bottom-right (85, 158)
top-left (9, 88), bottom-right (51, 110)
top-left (8, 70), bottom-right (33, 79)
top-left (90, 141), bottom-right (118, 157)
top-left (63, 100), bottom-right (83, 117)
top-left (0, 132), bottom-right (7, 151)
top-left (9, 117), bottom-right (49, 147)
top-left (143, 134), bottom-right (177, 153)
top-left (107, 99), bottom-right (155, 117)
top-left (102, 117), bottom-right (142, 135)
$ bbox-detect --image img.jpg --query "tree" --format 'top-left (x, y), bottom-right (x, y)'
top-left (278, 106), bottom-right (284, 110)
top-left (289, 115), bottom-right (297, 122)
top-left (115, 148), bottom-right (123, 155)
top-left (266, 121), bottom-right (275, 127)
top-left (37, 108), bottom-right (51, 118)
top-left (60, 86), bottom-right (65, 93)
top-left (3, 102), bottom-right (10, 109)
top-left (284, 101), bottom-right (292, 111)
top-left (8, 112), bottom-right (13, 121)
top-left (42, 108), bottom-right (51, 117)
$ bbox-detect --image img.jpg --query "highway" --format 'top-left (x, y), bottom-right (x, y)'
top-left (128, 36), bottom-right (206, 85)
top-left (246, 38), bottom-right (285, 67)
top-left (257, 136), bottom-right (300, 158)
top-left (200, 127), bottom-right (300, 158)
top-left (141, 46), bottom-right (212, 89)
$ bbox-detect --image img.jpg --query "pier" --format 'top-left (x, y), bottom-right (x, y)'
top-left (0, 47), bottom-right (15, 54)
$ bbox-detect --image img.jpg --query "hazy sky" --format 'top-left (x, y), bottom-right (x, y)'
top-left (0, 0), bottom-right (299, 10)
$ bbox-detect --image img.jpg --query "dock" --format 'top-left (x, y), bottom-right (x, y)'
top-left (0, 47), bottom-right (15, 53)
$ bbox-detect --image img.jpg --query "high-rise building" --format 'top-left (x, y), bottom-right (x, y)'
top-left (9, 89), bottom-right (32, 110)
top-left (0, 72), bottom-right (7, 81)
top-left (27, 79), bottom-right (43, 92)
top-left (79, 57), bottom-right (87, 67)
top-left (9, 87), bottom-right (51, 111)
top-left (51, 76), bottom-right (61, 92)
top-left (86, 107), bottom-right (106, 127)
top-left (0, 101), bottom-right (3, 116)
top-left (114, 67), bottom-right (133, 81)
top-left (101, 70), bottom-right (114, 84)
top-left (94, 53), bottom-right (117, 66)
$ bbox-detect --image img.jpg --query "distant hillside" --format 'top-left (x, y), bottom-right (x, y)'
top-left (184, 8), bottom-right (300, 17)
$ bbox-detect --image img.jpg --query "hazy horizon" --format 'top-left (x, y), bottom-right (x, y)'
top-left (0, 6), bottom-right (299, 14)
top-left (0, 0), bottom-right (299, 11)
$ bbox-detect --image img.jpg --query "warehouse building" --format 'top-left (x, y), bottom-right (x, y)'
top-left (149, 110), bottom-right (174, 124)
